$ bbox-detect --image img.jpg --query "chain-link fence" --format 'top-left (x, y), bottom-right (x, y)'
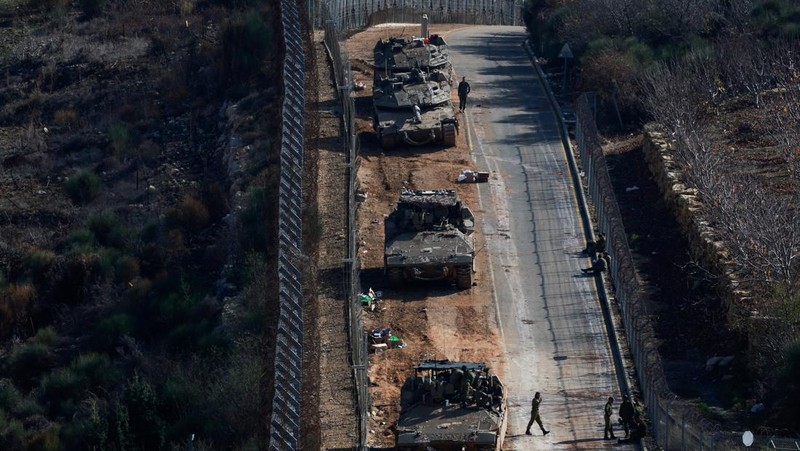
top-left (320, 0), bottom-right (522, 29)
top-left (574, 94), bottom-right (800, 450)
top-left (271, 0), bottom-right (306, 449)
top-left (322, 4), bottom-right (370, 448)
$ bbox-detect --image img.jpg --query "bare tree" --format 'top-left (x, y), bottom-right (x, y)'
top-left (638, 51), bottom-right (718, 134)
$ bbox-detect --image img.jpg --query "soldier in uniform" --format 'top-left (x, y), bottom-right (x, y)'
top-left (604, 396), bottom-right (616, 439)
top-left (618, 395), bottom-right (635, 438)
top-left (525, 392), bottom-right (550, 436)
top-left (458, 76), bottom-right (471, 112)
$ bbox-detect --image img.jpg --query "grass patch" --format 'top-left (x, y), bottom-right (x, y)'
top-left (65, 170), bottom-right (102, 206)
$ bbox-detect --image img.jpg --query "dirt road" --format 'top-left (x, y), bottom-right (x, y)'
top-left (345, 24), bottom-right (505, 449)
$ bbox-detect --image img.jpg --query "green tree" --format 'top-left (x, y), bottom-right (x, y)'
top-left (125, 376), bottom-right (165, 450)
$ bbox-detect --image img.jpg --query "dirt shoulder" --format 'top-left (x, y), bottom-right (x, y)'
top-left (345, 24), bottom-right (504, 448)
top-left (310, 31), bottom-right (359, 449)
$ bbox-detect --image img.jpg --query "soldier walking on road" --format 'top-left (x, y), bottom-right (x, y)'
top-left (525, 392), bottom-right (550, 436)
top-left (604, 396), bottom-right (616, 440)
top-left (458, 77), bottom-right (471, 112)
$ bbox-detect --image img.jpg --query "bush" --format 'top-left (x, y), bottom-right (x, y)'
top-left (108, 123), bottom-right (132, 161)
top-left (40, 354), bottom-right (119, 416)
top-left (0, 380), bottom-right (21, 412)
top-left (25, 421), bottom-right (61, 450)
top-left (62, 229), bottom-right (95, 254)
top-left (88, 210), bottom-right (127, 249)
top-left (24, 250), bottom-right (56, 282)
top-left (220, 9), bottom-right (273, 83)
top-left (114, 255), bottom-right (140, 283)
top-left (13, 396), bottom-right (45, 417)
top-left (93, 314), bottom-right (135, 352)
top-left (7, 342), bottom-right (53, 387)
top-left (78, 0), bottom-right (105, 18)
top-left (65, 170), bottom-right (102, 206)
top-left (53, 253), bottom-right (101, 305)
top-left (32, 326), bottom-right (58, 347)
top-left (0, 414), bottom-right (25, 450)
top-left (166, 196), bottom-right (210, 234)
top-left (53, 109), bottom-right (79, 128)
top-left (124, 376), bottom-right (165, 449)
top-left (239, 187), bottom-right (276, 253)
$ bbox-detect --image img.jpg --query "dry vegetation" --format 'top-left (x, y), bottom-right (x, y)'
top-left (0, 0), bottom-right (283, 448)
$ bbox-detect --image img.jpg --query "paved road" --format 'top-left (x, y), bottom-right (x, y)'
top-left (446, 26), bottom-right (635, 450)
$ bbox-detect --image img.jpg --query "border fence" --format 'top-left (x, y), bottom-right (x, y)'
top-left (574, 94), bottom-right (800, 450)
top-left (319, 0), bottom-right (522, 29)
top-left (271, 0), bottom-right (306, 449)
top-left (322, 4), bottom-right (371, 448)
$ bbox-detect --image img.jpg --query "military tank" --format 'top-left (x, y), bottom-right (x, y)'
top-left (395, 360), bottom-right (507, 451)
top-left (373, 68), bottom-right (458, 148)
top-left (373, 35), bottom-right (449, 74)
top-left (384, 189), bottom-right (474, 289)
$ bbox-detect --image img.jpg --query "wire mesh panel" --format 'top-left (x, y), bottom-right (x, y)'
top-left (324, 0), bottom-right (522, 30)
top-left (271, 0), bottom-right (306, 449)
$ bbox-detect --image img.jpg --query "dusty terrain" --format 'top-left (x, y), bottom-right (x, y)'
top-left (309, 31), bottom-right (359, 449)
top-left (344, 24), bottom-right (505, 448)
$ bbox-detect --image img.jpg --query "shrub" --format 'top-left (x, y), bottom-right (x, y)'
top-left (5, 283), bottom-right (36, 312)
top-left (8, 342), bottom-right (53, 387)
top-left (32, 326), bottom-right (58, 347)
top-left (114, 255), bottom-right (140, 283)
top-left (62, 229), bottom-right (96, 254)
top-left (0, 415), bottom-right (25, 450)
top-left (108, 123), bottom-right (131, 161)
top-left (239, 187), bottom-right (274, 253)
top-left (25, 250), bottom-right (56, 282)
top-left (220, 10), bottom-right (273, 83)
top-left (40, 368), bottom-right (81, 415)
top-left (93, 314), bottom-right (135, 352)
top-left (0, 284), bottom-right (37, 336)
top-left (0, 380), bottom-right (21, 411)
top-left (201, 183), bottom-right (229, 222)
top-left (166, 196), bottom-right (209, 233)
top-left (40, 354), bottom-right (119, 416)
top-left (53, 109), bottom-right (79, 128)
top-left (88, 210), bottom-right (127, 249)
top-left (53, 253), bottom-right (101, 305)
top-left (78, 0), bottom-right (105, 18)
top-left (13, 396), bottom-right (45, 417)
top-left (25, 421), bottom-right (61, 450)
top-left (124, 376), bottom-right (165, 449)
top-left (65, 170), bottom-right (102, 205)
top-left (71, 353), bottom-right (119, 388)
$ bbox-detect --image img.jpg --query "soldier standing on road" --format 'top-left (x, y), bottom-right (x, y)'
top-left (619, 395), bottom-right (635, 438)
top-left (458, 76), bottom-right (471, 112)
top-left (525, 392), bottom-right (550, 436)
top-left (604, 396), bottom-right (616, 440)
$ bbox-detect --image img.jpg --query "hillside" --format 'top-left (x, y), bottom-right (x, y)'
top-left (0, 0), bottom-right (282, 448)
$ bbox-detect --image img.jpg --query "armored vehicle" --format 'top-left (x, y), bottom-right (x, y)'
top-left (373, 35), bottom-right (449, 74)
top-left (384, 189), bottom-right (474, 289)
top-left (396, 360), bottom-right (507, 451)
top-left (373, 69), bottom-right (458, 148)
